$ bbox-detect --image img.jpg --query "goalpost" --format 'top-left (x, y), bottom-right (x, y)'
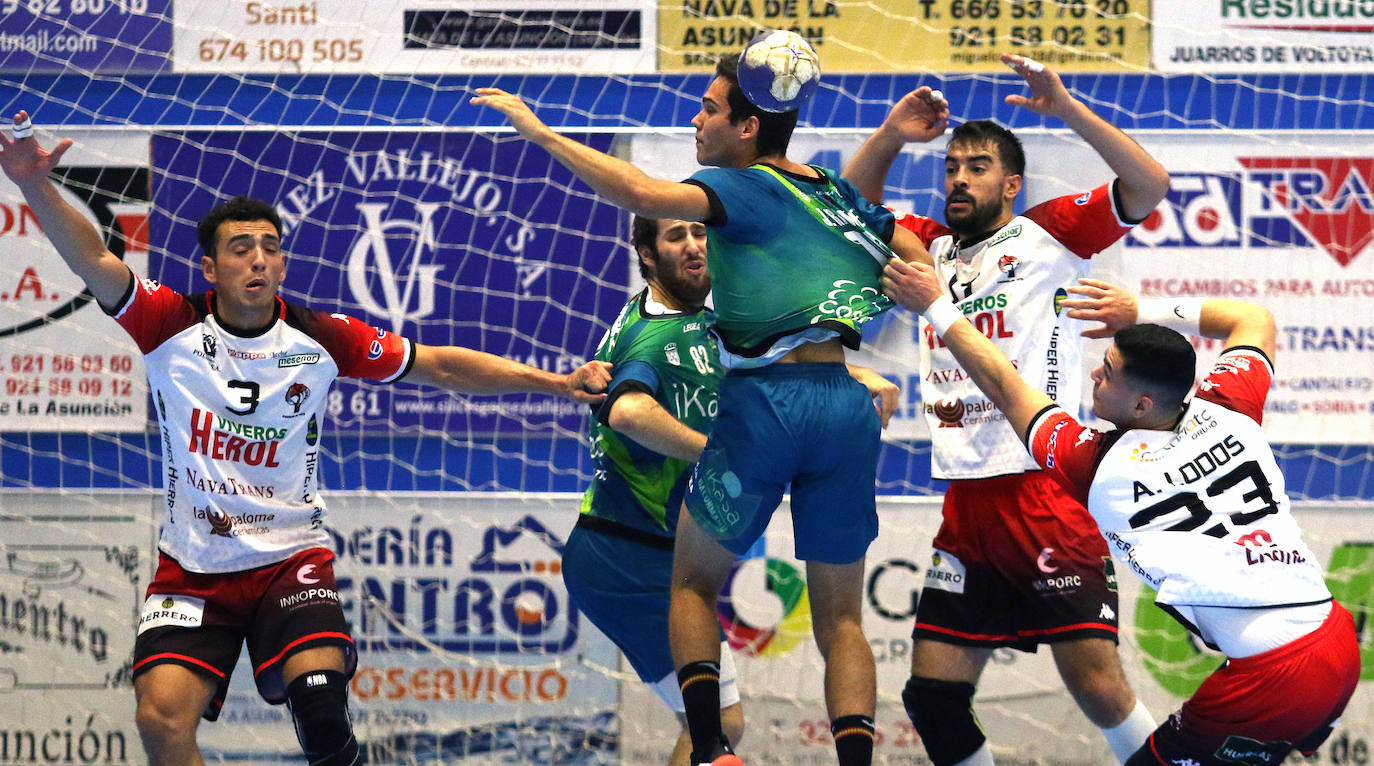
top-left (1, 2), bottom-right (1372, 764)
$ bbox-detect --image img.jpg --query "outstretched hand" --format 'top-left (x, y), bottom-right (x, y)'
top-left (567, 360), bottom-right (613, 404)
top-left (879, 86), bottom-right (951, 145)
top-left (1060, 277), bottom-right (1138, 338)
top-left (0, 111), bottom-right (72, 187)
top-left (470, 88), bottom-right (554, 144)
top-left (1000, 53), bottom-right (1076, 120)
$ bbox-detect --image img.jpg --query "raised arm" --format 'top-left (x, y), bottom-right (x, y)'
top-left (0, 112), bottom-right (131, 308)
top-left (606, 391), bottom-right (707, 462)
top-left (1061, 279), bottom-right (1276, 360)
top-left (882, 258), bottom-right (1051, 439)
top-left (1198, 300), bottom-right (1277, 360)
top-left (471, 89), bottom-right (712, 222)
top-left (842, 87), bottom-right (950, 204)
top-left (1001, 54), bottom-right (1170, 222)
top-left (404, 344), bottom-right (611, 404)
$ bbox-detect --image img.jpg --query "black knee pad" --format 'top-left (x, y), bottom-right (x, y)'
top-left (902, 675), bottom-right (985, 766)
top-left (285, 670), bottom-right (360, 766)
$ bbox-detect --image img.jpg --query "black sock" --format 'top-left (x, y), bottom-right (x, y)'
top-left (677, 661), bottom-right (728, 761)
top-left (831, 715), bottom-right (875, 766)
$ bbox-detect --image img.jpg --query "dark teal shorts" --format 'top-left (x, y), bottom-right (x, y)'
top-left (684, 362), bottom-right (881, 564)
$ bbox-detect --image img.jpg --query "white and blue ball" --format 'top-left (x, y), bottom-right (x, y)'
top-left (737, 30), bottom-right (820, 113)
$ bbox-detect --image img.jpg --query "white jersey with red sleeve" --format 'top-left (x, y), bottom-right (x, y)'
top-left (1026, 348), bottom-right (1331, 615)
top-left (111, 273), bottom-right (414, 574)
top-left (897, 183), bottom-right (1135, 479)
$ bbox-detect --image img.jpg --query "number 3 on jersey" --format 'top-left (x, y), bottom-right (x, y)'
top-left (227, 379), bottom-right (261, 416)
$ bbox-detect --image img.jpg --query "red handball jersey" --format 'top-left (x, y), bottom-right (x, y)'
top-left (111, 272), bottom-right (413, 573)
top-left (896, 183), bottom-right (1137, 479)
top-left (1026, 348), bottom-right (1330, 617)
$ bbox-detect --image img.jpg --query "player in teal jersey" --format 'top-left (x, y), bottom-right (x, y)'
top-left (564, 215), bottom-right (899, 766)
top-left (474, 46), bottom-right (930, 766)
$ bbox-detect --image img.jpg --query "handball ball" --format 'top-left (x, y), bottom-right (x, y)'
top-left (737, 30), bottom-right (820, 113)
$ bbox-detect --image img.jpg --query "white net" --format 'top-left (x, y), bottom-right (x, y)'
top-left (2, 2), bottom-right (1373, 765)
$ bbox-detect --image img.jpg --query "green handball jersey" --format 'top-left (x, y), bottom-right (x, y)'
top-left (685, 163), bottom-right (898, 367)
top-left (580, 289), bottom-right (723, 538)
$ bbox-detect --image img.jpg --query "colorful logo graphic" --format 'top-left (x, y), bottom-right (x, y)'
top-left (285, 382), bottom-right (311, 413)
top-left (717, 557), bottom-right (812, 658)
top-left (1128, 159), bottom-right (1374, 267)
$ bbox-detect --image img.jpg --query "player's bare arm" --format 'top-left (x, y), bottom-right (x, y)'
top-left (405, 344), bottom-right (610, 404)
top-left (0, 111), bottom-right (130, 308)
top-left (1001, 53), bottom-right (1170, 221)
top-left (470, 88), bottom-right (713, 222)
top-left (1198, 300), bottom-right (1277, 360)
top-left (883, 257), bottom-right (1050, 438)
top-left (888, 223), bottom-right (935, 266)
top-left (606, 390), bottom-right (708, 462)
top-left (847, 364), bottom-right (901, 428)
top-left (843, 87), bottom-right (950, 204)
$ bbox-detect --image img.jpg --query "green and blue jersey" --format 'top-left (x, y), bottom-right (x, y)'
top-left (580, 290), bottom-right (723, 537)
top-left (684, 163), bottom-right (897, 367)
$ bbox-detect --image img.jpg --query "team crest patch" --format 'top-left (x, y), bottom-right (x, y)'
top-left (138, 593), bottom-right (206, 634)
top-left (924, 549), bottom-right (966, 594)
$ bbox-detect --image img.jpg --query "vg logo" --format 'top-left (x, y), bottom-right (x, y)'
top-left (347, 202), bottom-right (444, 334)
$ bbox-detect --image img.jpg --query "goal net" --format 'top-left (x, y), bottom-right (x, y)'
top-left (1, 1), bottom-right (1371, 764)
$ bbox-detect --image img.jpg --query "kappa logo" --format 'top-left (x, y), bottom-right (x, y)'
top-left (348, 202), bottom-right (444, 334)
top-left (1099, 603), bottom-right (1115, 620)
top-left (1129, 159), bottom-right (1374, 267)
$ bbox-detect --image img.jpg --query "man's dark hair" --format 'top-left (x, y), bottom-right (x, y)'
top-left (196, 196), bottom-right (283, 259)
top-left (631, 215), bottom-right (659, 280)
top-left (949, 120), bottom-right (1026, 177)
top-left (715, 56), bottom-right (799, 158)
top-left (1115, 324), bottom-right (1197, 410)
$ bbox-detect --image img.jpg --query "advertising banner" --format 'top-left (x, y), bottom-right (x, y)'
top-left (1113, 133), bottom-right (1374, 443)
top-left (194, 494), bottom-right (620, 765)
top-left (0, 491), bottom-right (152, 766)
top-left (150, 130), bottom-right (628, 436)
top-left (657, 0), bottom-right (1150, 73)
top-left (620, 497), bottom-right (1373, 764)
top-left (1152, 0), bottom-right (1374, 72)
top-left (2, 491), bottom-right (1370, 764)
top-left (0, 0), bottom-right (171, 73)
top-left (171, 0), bottom-right (656, 74)
top-left (0, 132), bottom-right (150, 432)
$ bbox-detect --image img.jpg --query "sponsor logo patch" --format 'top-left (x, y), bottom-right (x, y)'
top-left (139, 593), bottom-right (206, 633)
top-left (924, 549), bottom-right (967, 595)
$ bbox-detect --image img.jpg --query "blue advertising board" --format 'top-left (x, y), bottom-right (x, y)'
top-left (0, 0), bottom-right (171, 73)
top-left (149, 130), bottom-right (628, 435)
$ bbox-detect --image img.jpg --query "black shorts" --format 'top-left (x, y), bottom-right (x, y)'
top-left (133, 547), bottom-right (355, 721)
top-left (914, 472), bottom-right (1119, 651)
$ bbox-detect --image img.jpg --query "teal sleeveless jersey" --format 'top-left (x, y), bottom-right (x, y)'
top-left (580, 290), bottom-right (723, 536)
top-left (685, 164), bottom-right (897, 363)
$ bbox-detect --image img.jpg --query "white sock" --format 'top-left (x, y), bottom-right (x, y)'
top-left (953, 743), bottom-right (995, 765)
top-left (1101, 700), bottom-right (1157, 763)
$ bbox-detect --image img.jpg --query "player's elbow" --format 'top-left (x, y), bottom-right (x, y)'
top-left (605, 398), bottom-right (638, 433)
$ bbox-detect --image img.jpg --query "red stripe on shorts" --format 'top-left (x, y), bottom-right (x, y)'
top-left (253, 631), bottom-right (354, 676)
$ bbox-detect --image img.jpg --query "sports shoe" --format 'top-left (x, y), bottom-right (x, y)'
top-left (699, 755), bottom-right (744, 766)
